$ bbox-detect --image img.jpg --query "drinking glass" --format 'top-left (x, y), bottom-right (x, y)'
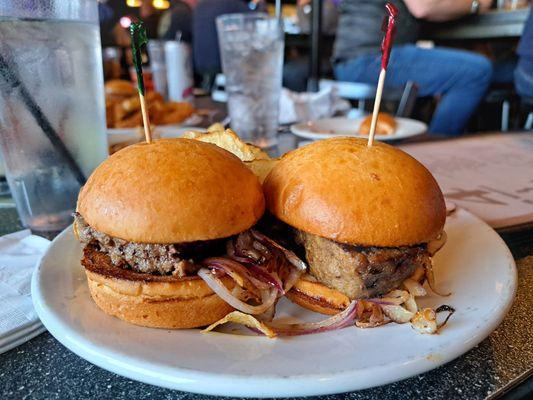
top-left (0, 0), bottom-right (108, 233)
top-left (217, 13), bottom-right (284, 148)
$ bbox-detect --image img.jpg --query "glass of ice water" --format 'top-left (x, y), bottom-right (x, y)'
top-left (217, 13), bottom-right (284, 148)
top-left (0, 0), bottom-right (108, 233)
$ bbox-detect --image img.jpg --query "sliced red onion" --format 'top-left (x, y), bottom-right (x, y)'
top-left (226, 241), bottom-right (254, 264)
top-left (250, 230), bottom-right (307, 272)
top-left (203, 257), bottom-right (271, 290)
top-left (198, 268), bottom-right (278, 315)
top-left (267, 300), bottom-right (358, 336)
top-left (248, 265), bottom-right (284, 293)
top-left (282, 265), bottom-right (304, 292)
top-left (207, 263), bottom-right (246, 288)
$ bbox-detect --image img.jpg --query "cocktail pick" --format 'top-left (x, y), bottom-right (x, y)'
top-left (130, 21), bottom-right (152, 144)
top-left (367, 2), bottom-right (398, 147)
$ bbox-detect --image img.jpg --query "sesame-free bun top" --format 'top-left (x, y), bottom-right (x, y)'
top-left (77, 139), bottom-right (265, 243)
top-left (264, 137), bottom-right (445, 247)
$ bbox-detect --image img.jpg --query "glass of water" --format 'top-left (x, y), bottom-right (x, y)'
top-left (0, 0), bottom-right (108, 233)
top-left (216, 13), bottom-right (284, 148)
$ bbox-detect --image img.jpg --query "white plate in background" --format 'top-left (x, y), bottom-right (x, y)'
top-left (32, 209), bottom-right (516, 397)
top-left (291, 117), bottom-right (427, 141)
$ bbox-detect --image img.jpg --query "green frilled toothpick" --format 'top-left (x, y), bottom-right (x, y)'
top-left (130, 21), bottom-right (152, 143)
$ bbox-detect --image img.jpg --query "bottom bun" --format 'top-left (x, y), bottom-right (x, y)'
top-left (286, 276), bottom-right (351, 315)
top-left (82, 246), bottom-right (234, 329)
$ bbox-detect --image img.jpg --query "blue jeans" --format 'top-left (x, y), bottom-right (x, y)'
top-left (334, 45), bottom-right (493, 136)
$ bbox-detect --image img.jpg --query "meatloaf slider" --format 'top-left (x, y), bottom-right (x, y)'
top-left (263, 137), bottom-right (446, 315)
top-left (75, 138), bottom-right (265, 328)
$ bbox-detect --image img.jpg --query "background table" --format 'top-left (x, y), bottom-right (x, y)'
top-left (0, 203), bottom-right (532, 399)
top-left (424, 9), bottom-right (529, 41)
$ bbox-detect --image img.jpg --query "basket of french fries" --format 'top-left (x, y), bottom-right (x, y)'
top-left (105, 80), bottom-right (196, 129)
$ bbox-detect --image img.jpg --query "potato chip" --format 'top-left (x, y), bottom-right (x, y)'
top-left (201, 311), bottom-right (277, 338)
top-left (245, 159), bottom-right (278, 183)
top-left (207, 122), bottom-right (225, 132)
top-left (184, 128), bottom-right (269, 162)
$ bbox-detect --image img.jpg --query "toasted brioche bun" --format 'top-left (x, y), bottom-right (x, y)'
top-left (82, 246), bottom-right (234, 328)
top-left (264, 137), bottom-right (445, 247)
top-left (77, 139), bottom-right (265, 243)
top-left (105, 79), bottom-right (137, 97)
top-left (359, 112), bottom-right (397, 135)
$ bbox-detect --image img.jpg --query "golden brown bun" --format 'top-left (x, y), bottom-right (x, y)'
top-left (77, 139), bottom-right (265, 243)
top-left (264, 137), bottom-right (445, 247)
top-left (82, 246), bottom-right (234, 328)
top-left (286, 276), bottom-right (350, 315)
top-left (105, 79), bottom-right (137, 97)
top-left (359, 112), bottom-right (397, 135)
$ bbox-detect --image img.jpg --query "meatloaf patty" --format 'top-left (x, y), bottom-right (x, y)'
top-left (295, 230), bottom-right (430, 299)
top-left (75, 213), bottom-right (225, 277)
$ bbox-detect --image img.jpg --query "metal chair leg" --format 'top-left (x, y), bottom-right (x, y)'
top-left (525, 112), bottom-right (533, 130)
top-left (501, 100), bottom-right (510, 132)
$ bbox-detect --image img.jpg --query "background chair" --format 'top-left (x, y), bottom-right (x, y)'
top-left (318, 79), bottom-right (419, 118)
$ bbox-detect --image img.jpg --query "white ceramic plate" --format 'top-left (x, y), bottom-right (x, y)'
top-left (291, 117), bottom-right (427, 141)
top-left (31, 209), bottom-right (516, 397)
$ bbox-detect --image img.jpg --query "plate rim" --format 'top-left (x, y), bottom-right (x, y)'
top-left (31, 210), bottom-right (517, 397)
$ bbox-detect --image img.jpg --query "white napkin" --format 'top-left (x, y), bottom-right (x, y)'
top-left (0, 230), bottom-right (50, 339)
top-left (279, 87), bottom-right (351, 125)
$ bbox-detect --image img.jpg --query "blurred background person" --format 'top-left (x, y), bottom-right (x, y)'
top-left (192, 0), bottom-right (260, 88)
top-left (333, 0), bottom-right (494, 136)
top-left (158, 0), bottom-right (196, 43)
top-left (296, 0), bottom-right (339, 35)
top-left (515, 7), bottom-right (533, 97)
top-left (284, 0), bottom-right (340, 92)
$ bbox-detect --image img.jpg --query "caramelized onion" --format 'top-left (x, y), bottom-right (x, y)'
top-left (424, 261), bottom-right (451, 297)
top-left (198, 268), bottom-right (278, 315)
top-left (436, 304), bottom-right (455, 331)
top-left (428, 231), bottom-right (447, 256)
top-left (203, 257), bottom-right (270, 291)
top-left (250, 230), bottom-right (307, 271)
top-left (282, 265), bottom-right (304, 292)
top-left (403, 278), bottom-right (427, 297)
top-left (248, 265), bottom-right (284, 293)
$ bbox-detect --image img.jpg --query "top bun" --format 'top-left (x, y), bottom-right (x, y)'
top-left (78, 139), bottom-right (265, 243)
top-left (264, 137), bottom-right (445, 247)
top-left (359, 112), bottom-right (397, 135)
top-left (105, 80), bottom-right (137, 97)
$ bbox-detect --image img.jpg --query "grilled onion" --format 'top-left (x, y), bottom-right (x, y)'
top-left (198, 268), bottom-right (278, 315)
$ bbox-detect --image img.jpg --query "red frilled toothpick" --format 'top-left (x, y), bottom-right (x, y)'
top-left (367, 2), bottom-right (398, 147)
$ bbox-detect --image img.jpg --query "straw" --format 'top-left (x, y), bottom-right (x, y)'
top-left (275, 0), bottom-right (282, 21)
top-left (0, 50), bottom-right (86, 185)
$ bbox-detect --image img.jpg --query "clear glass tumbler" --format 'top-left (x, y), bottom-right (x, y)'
top-left (0, 0), bottom-right (108, 233)
top-left (217, 13), bottom-right (284, 148)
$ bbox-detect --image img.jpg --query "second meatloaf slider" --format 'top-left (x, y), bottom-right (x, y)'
top-left (263, 137), bottom-right (446, 314)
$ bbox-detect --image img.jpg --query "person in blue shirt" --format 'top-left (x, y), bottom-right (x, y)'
top-left (515, 7), bottom-right (533, 98)
top-left (333, 0), bottom-right (494, 136)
